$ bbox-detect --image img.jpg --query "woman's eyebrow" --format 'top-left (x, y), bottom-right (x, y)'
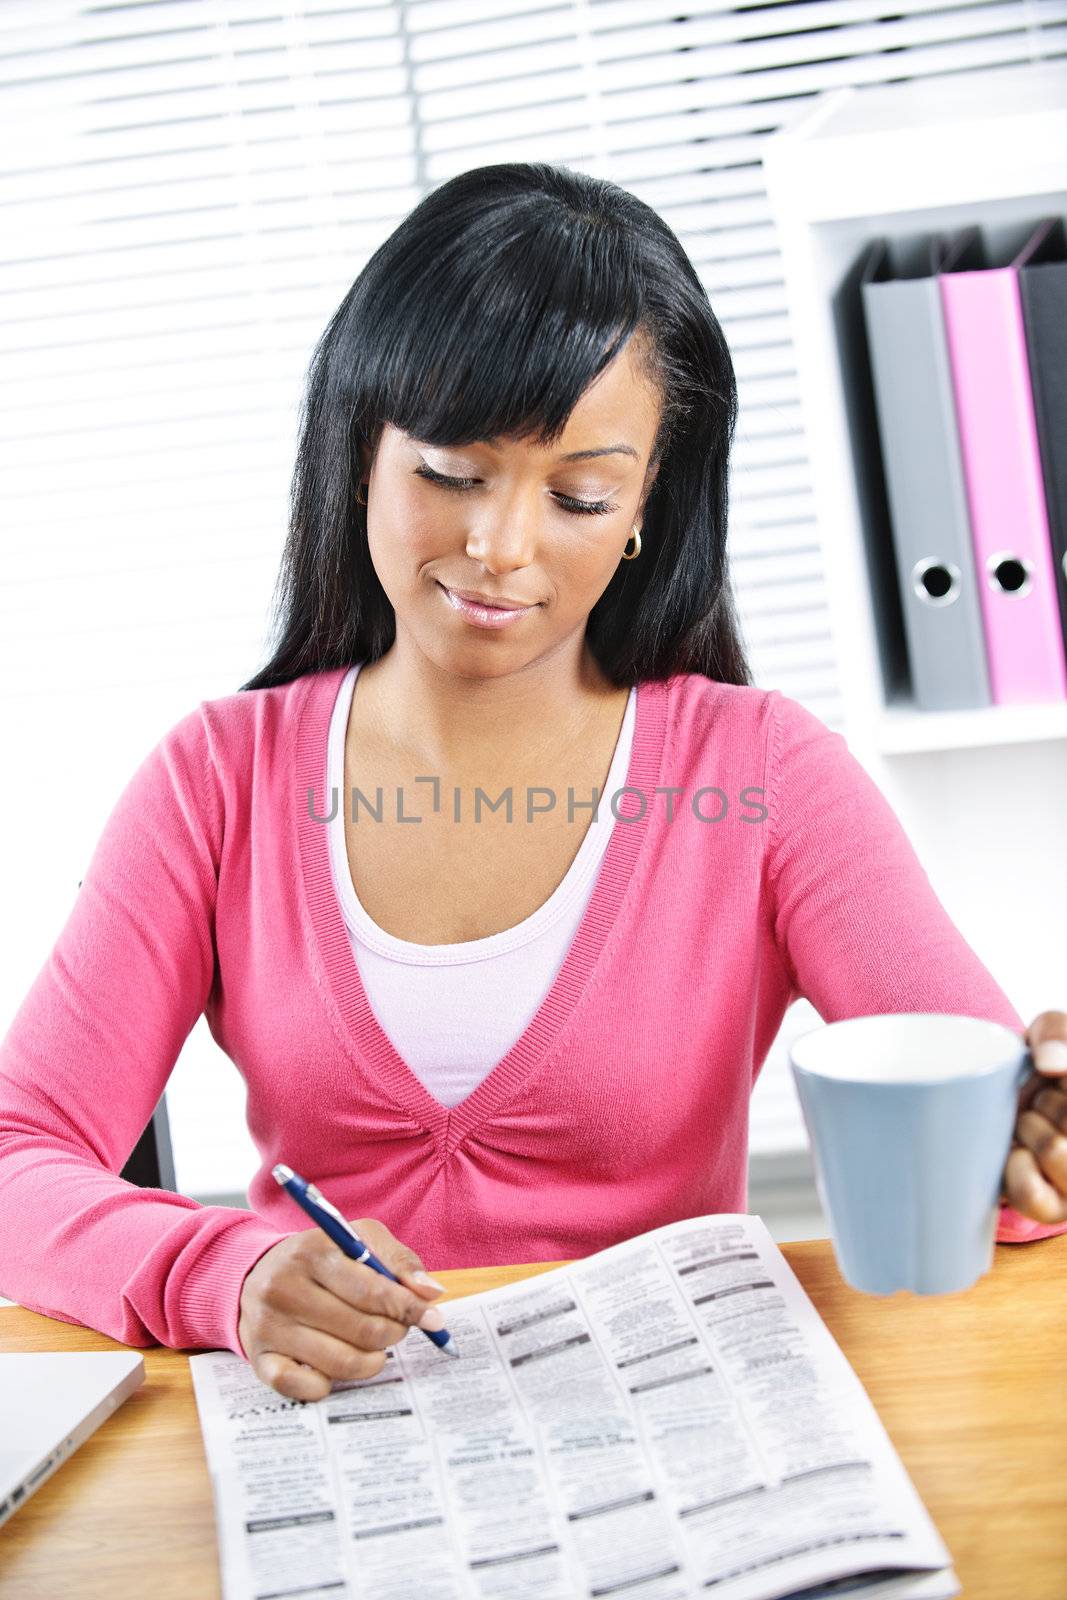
top-left (558, 444), bottom-right (638, 462)
top-left (473, 436), bottom-right (639, 462)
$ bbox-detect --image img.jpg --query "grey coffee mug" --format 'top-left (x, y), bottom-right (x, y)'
top-left (789, 1013), bottom-right (1032, 1295)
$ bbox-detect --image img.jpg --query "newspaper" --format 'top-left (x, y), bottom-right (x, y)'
top-left (189, 1214), bottom-right (961, 1600)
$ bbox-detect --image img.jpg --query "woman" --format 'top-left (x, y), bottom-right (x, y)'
top-left (1, 162), bottom-right (1065, 1404)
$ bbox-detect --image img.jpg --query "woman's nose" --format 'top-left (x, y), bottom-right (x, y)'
top-left (464, 492), bottom-right (541, 567)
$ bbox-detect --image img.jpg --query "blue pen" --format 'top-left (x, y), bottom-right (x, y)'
top-left (272, 1164), bottom-right (459, 1359)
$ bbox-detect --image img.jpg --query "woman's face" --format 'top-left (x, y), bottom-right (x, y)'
top-left (358, 336), bottom-right (663, 672)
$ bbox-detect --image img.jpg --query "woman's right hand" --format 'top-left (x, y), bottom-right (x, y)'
top-left (237, 1216), bottom-right (448, 1401)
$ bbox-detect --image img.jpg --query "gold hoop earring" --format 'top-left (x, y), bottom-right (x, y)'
top-left (621, 525), bottom-right (641, 560)
top-left (355, 482), bottom-right (368, 506)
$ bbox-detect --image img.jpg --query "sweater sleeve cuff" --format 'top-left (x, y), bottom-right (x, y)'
top-left (996, 1202), bottom-right (1067, 1244)
top-left (176, 1216), bottom-right (289, 1357)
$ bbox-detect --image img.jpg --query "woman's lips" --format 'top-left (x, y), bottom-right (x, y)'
top-left (438, 583), bottom-right (539, 629)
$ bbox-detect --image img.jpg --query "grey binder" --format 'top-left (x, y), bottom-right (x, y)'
top-left (859, 235), bottom-right (991, 711)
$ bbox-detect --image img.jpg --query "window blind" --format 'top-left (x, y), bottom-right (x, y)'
top-left (2, 0), bottom-right (1065, 1196)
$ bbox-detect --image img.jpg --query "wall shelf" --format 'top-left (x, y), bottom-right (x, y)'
top-left (876, 698), bottom-right (1067, 756)
top-left (752, 62), bottom-right (1067, 1135)
top-left (760, 58), bottom-right (1067, 764)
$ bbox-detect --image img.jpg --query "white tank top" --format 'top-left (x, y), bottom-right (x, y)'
top-left (326, 660), bottom-right (638, 1108)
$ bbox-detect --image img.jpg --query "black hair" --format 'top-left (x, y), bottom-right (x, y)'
top-left (239, 160), bottom-right (752, 693)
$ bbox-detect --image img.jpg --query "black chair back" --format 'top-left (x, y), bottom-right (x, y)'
top-left (120, 1096), bottom-right (176, 1190)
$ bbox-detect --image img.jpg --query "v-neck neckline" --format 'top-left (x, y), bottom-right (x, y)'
top-left (293, 662), bottom-right (671, 1158)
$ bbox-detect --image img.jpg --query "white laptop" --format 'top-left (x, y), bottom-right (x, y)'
top-left (0, 1351), bottom-right (145, 1526)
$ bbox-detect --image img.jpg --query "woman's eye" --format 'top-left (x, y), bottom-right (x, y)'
top-left (415, 464), bottom-right (479, 491)
top-left (556, 492), bottom-right (618, 517)
top-left (413, 463), bottom-right (617, 517)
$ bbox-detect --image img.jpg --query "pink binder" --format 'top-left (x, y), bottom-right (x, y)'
top-left (938, 221), bottom-right (1067, 705)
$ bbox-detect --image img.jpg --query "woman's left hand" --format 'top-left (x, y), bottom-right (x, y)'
top-left (1000, 1010), bottom-right (1067, 1224)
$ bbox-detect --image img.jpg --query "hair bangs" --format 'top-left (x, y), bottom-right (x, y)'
top-left (362, 215), bottom-right (648, 455)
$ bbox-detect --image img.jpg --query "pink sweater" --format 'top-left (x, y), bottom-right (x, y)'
top-left (0, 665), bottom-right (1062, 1361)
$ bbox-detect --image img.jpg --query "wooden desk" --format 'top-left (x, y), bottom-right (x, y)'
top-left (2, 1238), bottom-right (1065, 1600)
